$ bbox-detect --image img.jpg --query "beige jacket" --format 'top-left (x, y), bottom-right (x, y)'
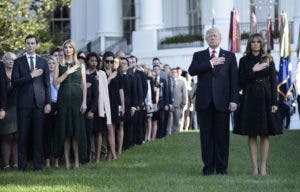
top-left (97, 70), bottom-right (112, 124)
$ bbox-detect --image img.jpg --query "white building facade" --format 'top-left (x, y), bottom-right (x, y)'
top-left (70, 0), bottom-right (299, 70)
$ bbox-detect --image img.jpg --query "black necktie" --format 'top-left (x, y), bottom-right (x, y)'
top-left (29, 56), bottom-right (34, 71)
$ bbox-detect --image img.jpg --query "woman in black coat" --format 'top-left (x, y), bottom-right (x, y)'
top-left (0, 52), bottom-right (18, 169)
top-left (234, 33), bottom-right (282, 176)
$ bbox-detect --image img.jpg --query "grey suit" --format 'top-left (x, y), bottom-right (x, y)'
top-left (171, 77), bottom-right (187, 132)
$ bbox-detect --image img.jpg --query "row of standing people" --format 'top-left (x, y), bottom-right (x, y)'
top-left (0, 35), bottom-right (196, 170)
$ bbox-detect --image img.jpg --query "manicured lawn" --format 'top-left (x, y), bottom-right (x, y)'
top-left (0, 130), bottom-right (299, 192)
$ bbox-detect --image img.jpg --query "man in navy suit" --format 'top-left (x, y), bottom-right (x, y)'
top-left (188, 28), bottom-right (238, 175)
top-left (12, 35), bottom-right (51, 171)
top-left (153, 64), bottom-right (169, 138)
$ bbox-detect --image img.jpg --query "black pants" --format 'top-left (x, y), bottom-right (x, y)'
top-left (17, 107), bottom-right (44, 170)
top-left (135, 110), bottom-right (145, 145)
top-left (123, 111), bottom-right (134, 150)
top-left (156, 109), bottom-right (166, 139)
top-left (197, 102), bottom-right (230, 174)
top-left (43, 102), bottom-right (58, 159)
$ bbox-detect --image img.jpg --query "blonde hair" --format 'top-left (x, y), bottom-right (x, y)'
top-left (61, 39), bottom-right (79, 67)
top-left (142, 64), bottom-right (152, 77)
top-left (47, 55), bottom-right (58, 66)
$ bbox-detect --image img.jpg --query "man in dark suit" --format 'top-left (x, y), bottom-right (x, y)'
top-left (12, 35), bottom-right (51, 171)
top-left (188, 28), bottom-right (238, 175)
top-left (153, 64), bottom-right (169, 138)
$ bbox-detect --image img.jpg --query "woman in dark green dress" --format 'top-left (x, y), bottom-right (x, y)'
top-left (54, 39), bottom-right (87, 169)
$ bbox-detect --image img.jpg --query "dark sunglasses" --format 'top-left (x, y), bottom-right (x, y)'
top-left (105, 60), bottom-right (114, 64)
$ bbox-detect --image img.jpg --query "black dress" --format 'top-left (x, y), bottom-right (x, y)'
top-left (233, 53), bottom-right (282, 136)
top-left (105, 71), bottom-right (122, 124)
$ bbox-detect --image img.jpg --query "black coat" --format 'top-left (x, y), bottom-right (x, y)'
top-left (233, 53), bottom-right (282, 136)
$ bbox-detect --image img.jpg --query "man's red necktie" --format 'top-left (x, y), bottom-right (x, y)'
top-left (211, 50), bottom-right (216, 73)
top-left (210, 50), bottom-right (216, 59)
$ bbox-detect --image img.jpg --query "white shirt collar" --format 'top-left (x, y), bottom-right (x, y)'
top-left (25, 53), bottom-right (36, 58)
top-left (209, 46), bottom-right (221, 57)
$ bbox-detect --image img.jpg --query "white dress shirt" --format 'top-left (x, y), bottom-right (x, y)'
top-left (25, 53), bottom-right (36, 69)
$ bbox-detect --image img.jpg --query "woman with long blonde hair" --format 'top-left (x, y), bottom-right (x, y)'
top-left (54, 39), bottom-right (88, 169)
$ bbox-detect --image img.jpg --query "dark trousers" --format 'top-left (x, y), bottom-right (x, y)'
top-left (43, 102), bottom-right (57, 159)
top-left (197, 102), bottom-right (230, 174)
top-left (17, 107), bottom-right (44, 170)
top-left (156, 109), bottom-right (166, 139)
top-left (135, 110), bottom-right (146, 145)
top-left (85, 118), bottom-right (93, 158)
top-left (123, 111), bottom-right (134, 150)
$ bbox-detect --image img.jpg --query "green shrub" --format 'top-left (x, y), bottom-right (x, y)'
top-left (161, 34), bottom-right (203, 45)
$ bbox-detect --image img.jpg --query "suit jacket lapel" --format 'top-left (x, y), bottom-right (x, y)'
top-left (22, 55), bottom-right (31, 73)
top-left (219, 49), bottom-right (224, 57)
top-left (204, 48), bottom-right (210, 61)
top-left (36, 56), bottom-right (41, 69)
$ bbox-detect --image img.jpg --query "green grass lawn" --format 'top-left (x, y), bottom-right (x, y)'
top-left (0, 130), bottom-right (299, 192)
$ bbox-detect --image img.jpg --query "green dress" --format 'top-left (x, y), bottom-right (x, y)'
top-left (54, 63), bottom-right (87, 163)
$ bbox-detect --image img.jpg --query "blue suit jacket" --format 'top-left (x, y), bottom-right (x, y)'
top-left (12, 55), bottom-right (51, 109)
top-left (188, 48), bottom-right (239, 112)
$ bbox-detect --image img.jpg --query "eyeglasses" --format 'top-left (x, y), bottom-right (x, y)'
top-left (105, 60), bottom-right (114, 64)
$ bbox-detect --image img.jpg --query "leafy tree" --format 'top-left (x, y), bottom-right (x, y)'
top-left (0, 0), bottom-right (71, 57)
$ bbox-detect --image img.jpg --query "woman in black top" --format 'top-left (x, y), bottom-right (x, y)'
top-left (234, 33), bottom-right (282, 176)
top-left (0, 52), bottom-right (18, 169)
top-left (85, 52), bottom-right (99, 162)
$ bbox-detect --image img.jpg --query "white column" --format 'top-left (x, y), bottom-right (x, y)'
top-left (132, 0), bottom-right (164, 56)
top-left (293, 0), bottom-right (300, 46)
top-left (138, 0), bottom-right (163, 30)
top-left (98, 0), bottom-right (122, 36)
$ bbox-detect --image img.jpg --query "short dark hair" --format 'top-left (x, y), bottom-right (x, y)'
top-left (77, 51), bottom-right (86, 59)
top-left (130, 55), bottom-right (138, 63)
top-left (121, 57), bottom-right (129, 66)
top-left (25, 34), bottom-right (38, 44)
top-left (51, 47), bottom-right (62, 55)
top-left (103, 51), bottom-right (115, 61)
top-left (152, 57), bottom-right (160, 62)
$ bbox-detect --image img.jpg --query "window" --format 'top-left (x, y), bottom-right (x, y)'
top-left (50, 6), bottom-right (71, 46)
top-left (187, 0), bottom-right (201, 26)
top-left (122, 0), bottom-right (137, 45)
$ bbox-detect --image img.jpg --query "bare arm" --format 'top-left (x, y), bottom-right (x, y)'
top-left (54, 64), bottom-right (78, 85)
top-left (81, 64), bottom-right (87, 113)
top-left (119, 88), bottom-right (125, 115)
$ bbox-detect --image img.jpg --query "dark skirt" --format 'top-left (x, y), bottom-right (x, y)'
top-left (0, 106), bottom-right (17, 135)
